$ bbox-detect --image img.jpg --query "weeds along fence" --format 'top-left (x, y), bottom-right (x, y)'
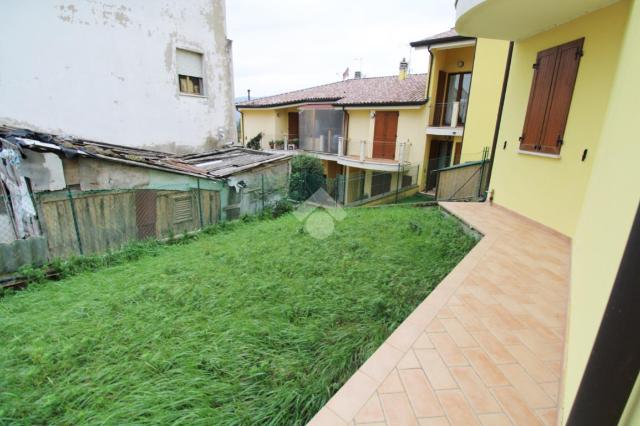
top-left (0, 173), bottom-right (290, 275)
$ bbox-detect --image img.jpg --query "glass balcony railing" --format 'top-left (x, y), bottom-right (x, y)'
top-left (431, 99), bottom-right (469, 127)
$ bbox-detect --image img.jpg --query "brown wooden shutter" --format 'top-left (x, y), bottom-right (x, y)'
top-left (432, 71), bottom-right (447, 126)
top-left (520, 38), bottom-right (584, 154)
top-left (520, 47), bottom-right (558, 152)
top-left (373, 111), bottom-right (398, 160)
top-left (539, 38), bottom-right (584, 154)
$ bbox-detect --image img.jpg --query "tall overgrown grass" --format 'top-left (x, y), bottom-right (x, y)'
top-left (0, 207), bottom-right (476, 425)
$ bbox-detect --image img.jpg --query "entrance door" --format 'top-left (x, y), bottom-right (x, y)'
top-left (426, 140), bottom-right (453, 191)
top-left (288, 112), bottom-right (299, 142)
top-left (372, 111), bottom-right (399, 160)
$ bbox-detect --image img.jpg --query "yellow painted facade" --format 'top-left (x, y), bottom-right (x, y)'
top-left (457, 0), bottom-right (639, 422)
top-left (461, 38), bottom-right (511, 161)
top-left (240, 103), bottom-right (428, 203)
top-left (564, 0), bottom-right (639, 422)
top-left (489, 1), bottom-right (630, 237)
top-left (420, 39), bottom-right (509, 194)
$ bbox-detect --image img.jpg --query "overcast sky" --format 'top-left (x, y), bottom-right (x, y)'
top-left (226, 0), bottom-right (456, 99)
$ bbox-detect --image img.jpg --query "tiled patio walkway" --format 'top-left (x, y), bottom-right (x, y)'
top-left (309, 202), bottom-right (570, 426)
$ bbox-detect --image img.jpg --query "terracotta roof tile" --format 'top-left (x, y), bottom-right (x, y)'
top-left (236, 74), bottom-right (427, 108)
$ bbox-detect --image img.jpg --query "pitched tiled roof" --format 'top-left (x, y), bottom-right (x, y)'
top-left (236, 74), bottom-right (427, 109)
top-left (410, 28), bottom-right (474, 48)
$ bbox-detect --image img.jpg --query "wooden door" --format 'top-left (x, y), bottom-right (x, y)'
top-left (372, 111), bottom-right (399, 160)
top-left (288, 112), bottom-right (299, 141)
top-left (135, 190), bottom-right (157, 239)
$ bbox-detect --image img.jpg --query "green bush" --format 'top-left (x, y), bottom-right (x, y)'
top-left (246, 132), bottom-right (262, 150)
top-left (271, 198), bottom-right (293, 218)
top-left (289, 155), bottom-right (325, 202)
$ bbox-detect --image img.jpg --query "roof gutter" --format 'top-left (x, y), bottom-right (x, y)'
top-left (410, 35), bottom-right (475, 48)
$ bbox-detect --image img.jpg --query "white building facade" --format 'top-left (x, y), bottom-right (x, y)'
top-left (0, 0), bottom-right (237, 153)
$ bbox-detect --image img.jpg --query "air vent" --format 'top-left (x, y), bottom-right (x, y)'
top-left (173, 196), bottom-right (193, 223)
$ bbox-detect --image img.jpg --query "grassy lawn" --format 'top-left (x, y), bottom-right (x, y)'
top-left (396, 192), bottom-right (436, 204)
top-left (0, 207), bottom-right (476, 425)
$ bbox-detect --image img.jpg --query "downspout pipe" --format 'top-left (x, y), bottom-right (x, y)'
top-left (485, 41), bottom-right (514, 189)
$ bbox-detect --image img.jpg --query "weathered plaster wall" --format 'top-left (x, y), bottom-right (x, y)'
top-left (0, 0), bottom-right (236, 153)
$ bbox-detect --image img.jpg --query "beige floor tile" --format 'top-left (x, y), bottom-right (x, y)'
top-left (539, 382), bottom-right (559, 401)
top-left (308, 407), bottom-right (349, 426)
top-left (327, 371), bottom-right (379, 421)
top-left (355, 394), bottom-right (386, 424)
top-left (492, 387), bottom-right (543, 426)
top-left (436, 389), bottom-right (481, 426)
top-left (360, 343), bottom-right (405, 383)
top-left (399, 350), bottom-right (422, 370)
top-left (438, 307), bottom-right (456, 319)
top-left (379, 369), bottom-right (405, 394)
top-left (426, 319), bottom-right (446, 333)
top-left (414, 349), bottom-right (458, 390)
top-left (516, 329), bottom-right (563, 362)
top-left (413, 333), bottom-right (434, 349)
top-left (462, 348), bottom-right (510, 387)
top-left (450, 366), bottom-right (501, 414)
top-left (505, 345), bottom-right (558, 383)
top-left (440, 318), bottom-right (478, 348)
top-left (498, 364), bottom-right (554, 409)
top-left (399, 369), bottom-right (444, 418)
top-left (471, 331), bottom-right (516, 364)
top-left (449, 305), bottom-right (486, 332)
top-left (477, 413), bottom-right (513, 426)
top-left (536, 408), bottom-right (557, 426)
top-left (419, 417), bottom-right (451, 426)
top-left (429, 333), bottom-right (468, 366)
top-left (380, 393), bottom-right (419, 426)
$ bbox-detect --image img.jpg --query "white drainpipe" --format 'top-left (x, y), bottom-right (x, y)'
top-left (338, 137), bottom-right (344, 157)
top-left (360, 140), bottom-right (366, 161)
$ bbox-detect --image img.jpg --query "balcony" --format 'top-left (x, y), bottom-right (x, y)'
top-left (338, 139), bottom-right (411, 172)
top-left (426, 100), bottom-right (468, 137)
top-left (455, 0), bottom-right (617, 40)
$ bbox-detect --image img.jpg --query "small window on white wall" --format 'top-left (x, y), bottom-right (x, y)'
top-left (176, 48), bottom-right (204, 95)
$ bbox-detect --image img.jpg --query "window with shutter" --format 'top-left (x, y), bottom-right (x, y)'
top-left (519, 38), bottom-right (584, 155)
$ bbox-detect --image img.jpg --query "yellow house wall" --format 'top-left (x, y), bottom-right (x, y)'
top-left (562, 0), bottom-right (639, 423)
top-left (345, 110), bottom-right (372, 156)
top-left (426, 46), bottom-right (475, 126)
top-left (240, 109), bottom-right (276, 149)
top-left (274, 107), bottom-right (299, 143)
top-left (489, 1), bottom-right (629, 237)
top-left (461, 38), bottom-right (510, 161)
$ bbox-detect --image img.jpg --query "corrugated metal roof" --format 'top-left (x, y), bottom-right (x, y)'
top-left (0, 126), bottom-right (290, 180)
